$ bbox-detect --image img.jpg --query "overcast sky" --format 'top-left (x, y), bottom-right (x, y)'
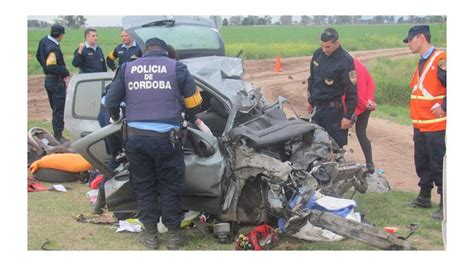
top-left (28, 15), bottom-right (374, 27)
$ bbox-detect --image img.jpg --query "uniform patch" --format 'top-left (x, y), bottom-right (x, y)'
top-left (313, 60), bottom-right (319, 67)
top-left (130, 55), bottom-right (138, 59)
top-left (349, 70), bottom-right (357, 85)
top-left (438, 59), bottom-right (446, 71)
top-left (88, 52), bottom-right (94, 56)
top-left (325, 79), bottom-right (334, 85)
top-left (118, 51), bottom-right (124, 54)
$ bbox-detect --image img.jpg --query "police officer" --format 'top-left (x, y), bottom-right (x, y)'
top-left (72, 28), bottom-right (107, 73)
top-left (36, 24), bottom-right (70, 142)
top-left (106, 29), bottom-right (142, 71)
top-left (105, 38), bottom-right (203, 250)
top-left (405, 25), bottom-right (446, 220)
top-left (307, 28), bottom-right (358, 148)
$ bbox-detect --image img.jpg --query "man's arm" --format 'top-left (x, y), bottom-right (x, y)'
top-left (72, 47), bottom-right (85, 68)
top-left (176, 62), bottom-right (202, 123)
top-left (106, 47), bottom-right (117, 71)
top-left (342, 57), bottom-right (358, 120)
top-left (45, 51), bottom-right (69, 78)
top-left (104, 65), bottom-right (126, 120)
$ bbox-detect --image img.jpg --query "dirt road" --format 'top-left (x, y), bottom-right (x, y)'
top-left (28, 48), bottom-right (428, 194)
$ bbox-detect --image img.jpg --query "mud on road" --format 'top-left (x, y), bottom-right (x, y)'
top-left (28, 48), bottom-right (428, 194)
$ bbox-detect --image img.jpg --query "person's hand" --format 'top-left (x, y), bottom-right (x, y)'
top-left (307, 104), bottom-right (313, 114)
top-left (431, 104), bottom-right (446, 118)
top-left (367, 100), bottom-right (377, 111)
top-left (341, 117), bottom-right (352, 129)
top-left (195, 118), bottom-right (212, 135)
top-left (78, 43), bottom-right (85, 54)
top-left (109, 109), bottom-right (123, 124)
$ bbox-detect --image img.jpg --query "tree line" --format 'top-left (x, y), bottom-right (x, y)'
top-left (223, 15), bottom-right (447, 26)
top-left (28, 16), bottom-right (87, 28)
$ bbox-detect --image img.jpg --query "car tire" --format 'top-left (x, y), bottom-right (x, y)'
top-left (33, 168), bottom-right (81, 183)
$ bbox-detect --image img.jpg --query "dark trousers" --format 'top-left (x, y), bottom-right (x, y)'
top-left (125, 134), bottom-right (186, 226)
top-left (97, 106), bottom-right (122, 170)
top-left (312, 104), bottom-right (348, 148)
top-left (44, 76), bottom-right (66, 138)
top-left (355, 110), bottom-right (373, 166)
top-left (413, 128), bottom-right (445, 195)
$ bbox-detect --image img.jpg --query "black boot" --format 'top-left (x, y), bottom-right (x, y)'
top-left (140, 224), bottom-right (160, 249)
top-left (92, 187), bottom-right (106, 214)
top-left (167, 225), bottom-right (192, 250)
top-left (410, 187), bottom-right (432, 208)
top-left (432, 196), bottom-right (444, 220)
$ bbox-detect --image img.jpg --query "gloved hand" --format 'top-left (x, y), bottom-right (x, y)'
top-left (195, 118), bottom-right (212, 135)
top-left (109, 109), bottom-right (123, 124)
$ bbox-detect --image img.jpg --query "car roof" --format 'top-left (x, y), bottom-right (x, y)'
top-left (122, 16), bottom-right (217, 31)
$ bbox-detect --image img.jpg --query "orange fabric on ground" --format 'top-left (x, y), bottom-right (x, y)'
top-left (29, 153), bottom-right (92, 174)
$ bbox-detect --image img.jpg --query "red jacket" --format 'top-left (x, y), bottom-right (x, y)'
top-left (342, 58), bottom-right (376, 116)
top-left (354, 58), bottom-right (376, 115)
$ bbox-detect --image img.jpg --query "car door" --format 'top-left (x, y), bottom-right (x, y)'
top-left (65, 72), bottom-right (114, 161)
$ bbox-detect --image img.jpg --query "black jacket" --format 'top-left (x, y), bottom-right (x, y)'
top-left (36, 36), bottom-right (69, 78)
top-left (106, 44), bottom-right (142, 71)
top-left (72, 45), bottom-right (107, 73)
top-left (307, 46), bottom-right (358, 119)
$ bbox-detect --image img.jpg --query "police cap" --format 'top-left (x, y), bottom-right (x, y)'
top-left (145, 38), bottom-right (168, 50)
top-left (320, 28), bottom-right (339, 42)
top-left (403, 25), bottom-right (430, 43)
top-left (50, 24), bottom-right (65, 37)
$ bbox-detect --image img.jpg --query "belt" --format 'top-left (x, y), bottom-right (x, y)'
top-left (126, 126), bottom-right (170, 138)
top-left (314, 100), bottom-right (342, 108)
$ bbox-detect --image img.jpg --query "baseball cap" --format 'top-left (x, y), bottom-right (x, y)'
top-left (145, 38), bottom-right (168, 50)
top-left (403, 25), bottom-right (430, 43)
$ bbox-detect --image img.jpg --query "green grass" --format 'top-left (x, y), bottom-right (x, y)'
top-left (367, 56), bottom-right (419, 107)
top-left (27, 24), bottom-right (446, 75)
top-left (28, 180), bottom-right (443, 250)
top-left (221, 24), bottom-right (446, 60)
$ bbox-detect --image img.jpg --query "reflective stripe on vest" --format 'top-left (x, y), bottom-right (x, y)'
top-left (412, 50), bottom-right (443, 97)
top-left (410, 95), bottom-right (445, 100)
top-left (410, 50), bottom-right (446, 132)
top-left (412, 117), bottom-right (446, 124)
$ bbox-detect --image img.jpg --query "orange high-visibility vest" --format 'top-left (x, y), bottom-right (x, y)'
top-left (410, 49), bottom-right (446, 132)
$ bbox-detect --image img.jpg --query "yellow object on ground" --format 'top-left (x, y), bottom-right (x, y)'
top-left (29, 153), bottom-right (92, 174)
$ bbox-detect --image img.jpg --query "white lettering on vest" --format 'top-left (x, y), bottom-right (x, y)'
top-left (130, 65), bottom-right (167, 74)
top-left (128, 80), bottom-right (172, 90)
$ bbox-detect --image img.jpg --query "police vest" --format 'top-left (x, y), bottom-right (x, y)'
top-left (410, 50), bottom-right (446, 132)
top-left (124, 57), bottom-right (182, 123)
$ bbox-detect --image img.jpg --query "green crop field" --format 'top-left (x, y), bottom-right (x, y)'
top-left (27, 24), bottom-right (446, 75)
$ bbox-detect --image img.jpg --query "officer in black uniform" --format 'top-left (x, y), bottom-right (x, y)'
top-left (72, 28), bottom-right (107, 73)
top-left (36, 24), bottom-right (70, 142)
top-left (106, 29), bottom-right (142, 71)
top-left (105, 38), bottom-right (202, 250)
top-left (307, 28), bottom-right (358, 148)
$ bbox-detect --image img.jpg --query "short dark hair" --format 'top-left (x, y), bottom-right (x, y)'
top-left (320, 28), bottom-right (339, 42)
top-left (422, 32), bottom-right (432, 43)
top-left (84, 28), bottom-right (97, 39)
top-left (166, 44), bottom-right (179, 60)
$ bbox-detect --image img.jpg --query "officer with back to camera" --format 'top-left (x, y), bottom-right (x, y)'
top-left (104, 38), bottom-right (205, 250)
top-left (36, 24), bottom-right (70, 143)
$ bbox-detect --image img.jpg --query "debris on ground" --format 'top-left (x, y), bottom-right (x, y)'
top-left (116, 219), bottom-right (142, 233)
top-left (235, 224), bottom-right (278, 250)
top-left (75, 212), bottom-right (117, 225)
top-left (27, 176), bottom-right (48, 192)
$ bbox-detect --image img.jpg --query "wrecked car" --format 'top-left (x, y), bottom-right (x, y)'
top-left (66, 16), bottom-right (411, 250)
